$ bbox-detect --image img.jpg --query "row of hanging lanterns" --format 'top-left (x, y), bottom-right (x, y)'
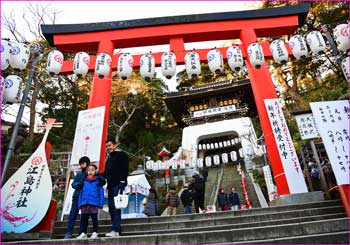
top-left (145, 149), bottom-right (244, 171)
top-left (1, 24), bottom-right (348, 104)
top-left (197, 137), bottom-right (241, 151)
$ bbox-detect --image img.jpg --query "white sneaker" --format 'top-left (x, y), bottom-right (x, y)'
top-left (105, 230), bottom-right (119, 238)
top-left (77, 233), bottom-right (87, 239)
top-left (90, 232), bottom-right (98, 239)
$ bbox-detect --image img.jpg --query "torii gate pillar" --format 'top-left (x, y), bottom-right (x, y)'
top-left (240, 28), bottom-right (290, 194)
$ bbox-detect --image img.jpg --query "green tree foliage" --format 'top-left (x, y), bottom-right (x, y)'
top-left (260, 1), bottom-right (349, 146)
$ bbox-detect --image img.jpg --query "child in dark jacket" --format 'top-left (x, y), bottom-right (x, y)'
top-left (77, 164), bottom-right (105, 239)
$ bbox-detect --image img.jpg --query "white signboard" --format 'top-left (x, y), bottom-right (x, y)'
top-left (70, 106), bottom-right (105, 171)
top-left (295, 113), bottom-right (320, 140)
top-left (193, 105), bottom-right (236, 118)
top-left (263, 165), bottom-right (278, 201)
top-left (310, 100), bottom-right (350, 185)
top-left (61, 179), bottom-right (74, 221)
top-left (264, 99), bottom-right (308, 194)
top-left (1, 119), bottom-right (55, 233)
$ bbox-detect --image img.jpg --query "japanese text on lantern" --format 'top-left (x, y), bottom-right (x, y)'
top-left (310, 100), bottom-right (350, 185)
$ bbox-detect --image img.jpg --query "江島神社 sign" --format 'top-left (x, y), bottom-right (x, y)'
top-left (264, 99), bottom-right (308, 194)
top-left (1, 119), bottom-right (55, 233)
top-left (70, 106), bottom-right (105, 171)
top-left (295, 113), bottom-right (320, 140)
top-left (310, 100), bottom-right (350, 185)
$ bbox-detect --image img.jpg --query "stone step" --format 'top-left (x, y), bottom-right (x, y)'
top-left (53, 212), bottom-right (346, 238)
top-left (54, 199), bottom-right (343, 227)
top-left (219, 231), bottom-right (350, 244)
top-left (4, 217), bottom-right (349, 244)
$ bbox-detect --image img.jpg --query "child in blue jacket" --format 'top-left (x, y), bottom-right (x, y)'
top-left (77, 164), bottom-right (105, 239)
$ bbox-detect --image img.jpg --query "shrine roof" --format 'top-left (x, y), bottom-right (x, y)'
top-left (42, 4), bottom-right (309, 46)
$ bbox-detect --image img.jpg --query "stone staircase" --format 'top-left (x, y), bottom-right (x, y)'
top-left (218, 164), bottom-right (261, 209)
top-left (3, 199), bottom-right (349, 244)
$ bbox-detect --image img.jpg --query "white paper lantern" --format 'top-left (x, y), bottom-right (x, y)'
top-left (270, 39), bottom-right (289, 65)
top-left (3, 75), bottom-right (23, 104)
top-left (146, 160), bottom-right (153, 170)
top-left (341, 56), bottom-right (350, 82)
top-left (213, 155), bottom-right (220, 165)
top-left (219, 142), bottom-right (223, 148)
top-left (231, 139), bottom-right (235, 145)
top-left (227, 140), bottom-right (231, 146)
top-left (214, 142), bottom-right (219, 149)
top-left (95, 52), bottom-right (112, 79)
top-left (239, 148), bottom-right (244, 158)
top-left (152, 160), bottom-right (159, 171)
top-left (227, 46), bottom-right (244, 72)
top-left (171, 161), bottom-right (178, 169)
top-left (9, 42), bottom-right (30, 70)
top-left (235, 138), bottom-right (240, 144)
top-left (185, 51), bottom-right (201, 78)
top-left (118, 53), bottom-right (133, 80)
top-left (289, 35), bottom-right (309, 59)
top-left (333, 24), bottom-right (350, 52)
top-left (198, 144), bottom-right (202, 150)
top-left (306, 31), bottom-right (326, 55)
top-left (222, 153), bottom-right (229, 164)
top-left (247, 42), bottom-right (264, 69)
top-left (210, 143), bottom-right (214, 149)
top-left (46, 50), bottom-right (64, 75)
top-left (206, 144), bottom-right (210, 149)
top-left (205, 156), bottom-right (212, 167)
top-left (161, 51), bottom-right (176, 79)
top-left (1, 39), bottom-right (12, 70)
top-left (1, 76), bottom-right (4, 102)
top-left (223, 141), bottom-right (227, 147)
top-left (230, 151), bottom-right (237, 162)
top-left (140, 53), bottom-right (155, 81)
top-left (190, 159), bottom-right (197, 168)
top-left (197, 158), bottom-right (204, 168)
top-left (207, 49), bottom-right (224, 74)
top-left (73, 52), bottom-right (90, 78)
top-left (202, 144), bottom-right (207, 150)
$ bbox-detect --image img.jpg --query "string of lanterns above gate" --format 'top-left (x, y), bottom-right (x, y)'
top-left (1, 23), bottom-right (349, 104)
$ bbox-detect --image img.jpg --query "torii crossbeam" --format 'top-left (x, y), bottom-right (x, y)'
top-left (42, 4), bottom-right (309, 195)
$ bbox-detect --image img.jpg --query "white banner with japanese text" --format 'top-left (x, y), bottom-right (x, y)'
top-left (295, 113), bottom-right (320, 140)
top-left (264, 99), bottom-right (308, 193)
top-left (1, 119), bottom-right (55, 233)
top-left (70, 106), bottom-right (105, 171)
top-left (310, 100), bottom-right (350, 185)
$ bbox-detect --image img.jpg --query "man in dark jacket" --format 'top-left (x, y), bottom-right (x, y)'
top-left (180, 184), bottom-right (192, 214)
top-left (191, 171), bottom-right (205, 213)
top-left (64, 156), bottom-right (106, 239)
top-left (103, 138), bottom-right (129, 238)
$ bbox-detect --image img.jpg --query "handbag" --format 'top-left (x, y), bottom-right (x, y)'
top-left (114, 190), bottom-right (129, 209)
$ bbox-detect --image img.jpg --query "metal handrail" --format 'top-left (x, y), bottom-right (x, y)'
top-left (208, 166), bottom-right (224, 207)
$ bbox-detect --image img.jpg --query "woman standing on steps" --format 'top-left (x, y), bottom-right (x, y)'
top-left (217, 188), bottom-right (229, 211)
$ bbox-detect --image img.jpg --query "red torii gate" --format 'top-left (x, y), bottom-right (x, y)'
top-left (42, 4), bottom-right (309, 195)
